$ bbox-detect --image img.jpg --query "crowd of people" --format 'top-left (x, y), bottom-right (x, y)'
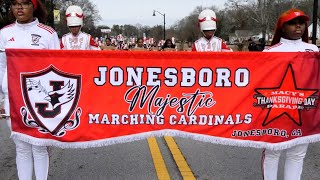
top-left (98, 36), bottom-right (182, 51)
top-left (0, 0), bottom-right (318, 180)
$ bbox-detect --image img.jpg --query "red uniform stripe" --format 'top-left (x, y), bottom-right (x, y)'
top-left (89, 37), bottom-right (99, 47)
top-left (37, 24), bottom-right (55, 34)
top-left (1, 23), bottom-right (15, 30)
top-left (265, 42), bottom-right (282, 51)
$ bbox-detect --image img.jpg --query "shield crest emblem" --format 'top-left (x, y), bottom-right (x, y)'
top-left (21, 65), bottom-right (81, 136)
top-left (31, 34), bottom-right (41, 46)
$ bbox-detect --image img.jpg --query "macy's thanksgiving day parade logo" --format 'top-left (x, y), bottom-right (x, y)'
top-left (254, 64), bottom-right (318, 126)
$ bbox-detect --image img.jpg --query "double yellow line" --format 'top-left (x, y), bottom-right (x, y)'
top-left (147, 136), bottom-right (196, 180)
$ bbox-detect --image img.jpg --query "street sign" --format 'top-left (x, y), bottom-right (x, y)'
top-left (54, 9), bottom-right (60, 23)
top-left (101, 29), bottom-right (112, 33)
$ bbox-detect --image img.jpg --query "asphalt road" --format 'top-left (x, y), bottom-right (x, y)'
top-left (1, 120), bottom-right (319, 180)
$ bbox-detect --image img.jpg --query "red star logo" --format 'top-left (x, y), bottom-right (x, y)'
top-left (255, 64), bottom-right (318, 126)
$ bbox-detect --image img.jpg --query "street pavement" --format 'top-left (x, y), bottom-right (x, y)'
top-left (1, 120), bottom-right (319, 180)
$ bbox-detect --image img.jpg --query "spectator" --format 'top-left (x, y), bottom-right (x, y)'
top-left (150, 41), bottom-right (159, 51)
top-left (161, 39), bottom-right (176, 51)
top-left (101, 38), bottom-right (116, 50)
top-left (248, 38), bottom-right (265, 51)
top-left (131, 37), bottom-right (146, 51)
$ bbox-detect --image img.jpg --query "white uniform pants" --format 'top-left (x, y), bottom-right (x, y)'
top-left (262, 144), bottom-right (308, 180)
top-left (14, 139), bottom-right (49, 180)
top-left (5, 95), bottom-right (49, 180)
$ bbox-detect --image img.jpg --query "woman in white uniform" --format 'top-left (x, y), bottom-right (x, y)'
top-left (262, 8), bottom-right (319, 180)
top-left (0, 0), bottom-right (60, 179)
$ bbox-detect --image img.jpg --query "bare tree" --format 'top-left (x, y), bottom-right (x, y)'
top-left (172, 6), bottom-right (209, 42)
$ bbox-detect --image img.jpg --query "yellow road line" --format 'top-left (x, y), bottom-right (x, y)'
top-left (164, 136), bottom-right (196, 180)
top-left (148, 137), bottom-right (171, 180)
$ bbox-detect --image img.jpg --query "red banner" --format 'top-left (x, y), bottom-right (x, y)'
top-left (6, 49), bottom-right (320, 150)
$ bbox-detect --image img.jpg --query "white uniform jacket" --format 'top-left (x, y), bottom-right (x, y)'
top-left (264, 38), bottom-right (319, 52)
top-left (0, 18), bottom-right (60, 96)
top-left (192, 36), bottom-right (232, 52)
top-left (60, 32), bottom-right (100, 50)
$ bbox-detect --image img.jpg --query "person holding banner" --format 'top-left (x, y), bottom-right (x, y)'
top-left (192, 9), bottom-right (232, 52)
top-left (262, 9), bottom-right (319, 180)
top-left (60, 5), bottom-right (100, 50)
top-left (0, 0), bottom-right (60, 180)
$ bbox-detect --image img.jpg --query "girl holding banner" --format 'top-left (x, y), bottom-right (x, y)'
top-left (0, 0), bottom-right (60, 179)
top-left (262, 9), bottom-right (319, 180)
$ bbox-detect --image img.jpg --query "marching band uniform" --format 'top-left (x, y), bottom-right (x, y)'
top-left (0, 17), bottom-right (60, 180)
top-left (192, 9), bottom-right (232, 52)
top-left (262, 9), bottom-right (318, 180)
top-left (192, 36), bottom-right (232, 52)
top-left (60, 32), bottom-right (99, 50)
top-left (60, 5), bottom-right (99, 50)
top-left (263, 38), bottom-right (318, 52)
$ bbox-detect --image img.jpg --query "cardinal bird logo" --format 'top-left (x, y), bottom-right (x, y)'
top-left (44, 81), bottom-right (75, 109)
top-left (21, 65), bottom-right (82, 137)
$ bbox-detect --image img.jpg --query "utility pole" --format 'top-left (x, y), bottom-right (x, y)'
top-left (153, 10), bottom-right (166, 40)
top-left (312, 0), bottom-right (318, 45)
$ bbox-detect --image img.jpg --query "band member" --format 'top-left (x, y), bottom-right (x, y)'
top-left (192, 9), bottom-right (232, 52)
top-left (0, 0), bottom-right (60, 179)
top-left (60, 5), bottom-right (99, 50)
top-left (262, 8), bottom-right (318, 180)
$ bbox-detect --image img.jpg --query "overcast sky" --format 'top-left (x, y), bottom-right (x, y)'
top-left (90, 0), bottom-right (229, 27)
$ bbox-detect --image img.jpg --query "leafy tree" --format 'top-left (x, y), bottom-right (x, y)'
top-left (123, 24), bottom-right (139, 37)
top-left (110, 24), bottom-right (122, 36)
top-left (172, 6), bottom-right (205, 43)
top-left (148, 25), bottom-right (164, 41)
top-left (92, 25), bottom-right (110, 38)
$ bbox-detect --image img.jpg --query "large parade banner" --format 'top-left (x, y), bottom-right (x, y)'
top-left (6, 49), bottom-right (320, 150)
